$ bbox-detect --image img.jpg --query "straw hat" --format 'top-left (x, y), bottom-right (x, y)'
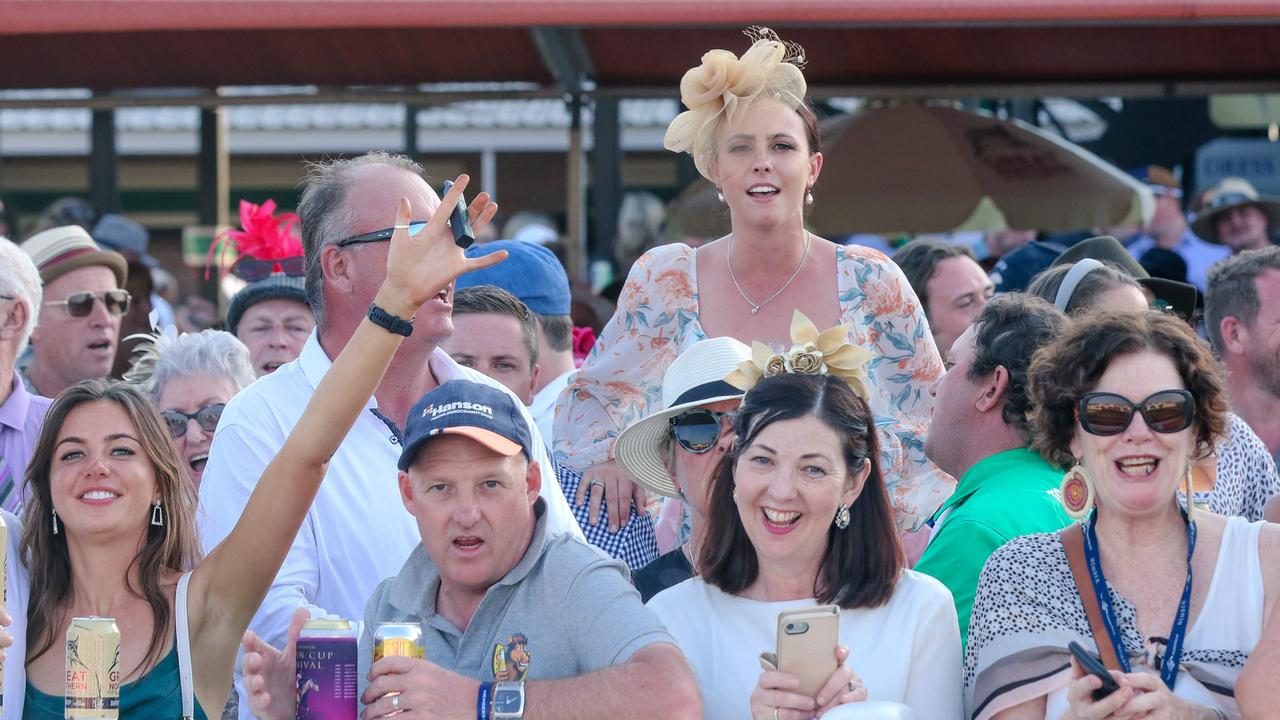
top-left (614, 337), bottom-right (751, 498)
top-left (1191, 177), bottom-right (1280, 245)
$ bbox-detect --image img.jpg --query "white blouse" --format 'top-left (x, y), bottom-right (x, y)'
top-left (648, 572), bottom-right (963, 720)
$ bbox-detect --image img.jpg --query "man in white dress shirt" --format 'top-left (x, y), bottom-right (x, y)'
top-left (198, 152), bottom-right (579, 719)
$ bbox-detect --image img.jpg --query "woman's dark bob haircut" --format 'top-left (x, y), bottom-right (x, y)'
top-left (698, 372), bottom-right (904, 609)
top-left (1028, 310), bottom-right (1228, 469)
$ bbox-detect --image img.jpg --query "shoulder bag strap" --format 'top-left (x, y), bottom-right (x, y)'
top-left (176, 571), bottom-right (196, 720)
top-left (1059, 524), bottom-right (1122, 670)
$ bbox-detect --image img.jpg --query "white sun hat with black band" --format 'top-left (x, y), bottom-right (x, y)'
top-left (614, 337), bottom-right (752, 498)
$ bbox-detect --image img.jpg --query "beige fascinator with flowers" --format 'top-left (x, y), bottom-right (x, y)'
top-left (725, 310), bottom-right (873, 399)
top-left (664, 27), bottom-right (808, 181)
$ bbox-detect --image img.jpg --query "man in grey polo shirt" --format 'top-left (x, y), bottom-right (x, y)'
top-left (242, 379), bottom-right (700, 720)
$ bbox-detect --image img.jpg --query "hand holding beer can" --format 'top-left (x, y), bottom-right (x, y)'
top-left (372, 622), bottom-right (424, 662)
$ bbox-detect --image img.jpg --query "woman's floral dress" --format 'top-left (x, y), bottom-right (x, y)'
top-left (553, 242), bottom-right (952, 531)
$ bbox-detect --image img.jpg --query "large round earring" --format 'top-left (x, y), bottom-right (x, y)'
top-left (1059, 463), bottom-right (1094, 520)
top-left (834, 504), bottom-right (851, 530)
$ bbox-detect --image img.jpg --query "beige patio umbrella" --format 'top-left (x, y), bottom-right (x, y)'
top-left (805, 102), bottom-right (1154, 236)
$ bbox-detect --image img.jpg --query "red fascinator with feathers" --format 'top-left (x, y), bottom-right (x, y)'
top-left (206, 199), bottom-right (304, 281)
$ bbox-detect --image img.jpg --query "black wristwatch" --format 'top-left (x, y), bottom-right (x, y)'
top-left (367, 303), bottom-right (414, 337)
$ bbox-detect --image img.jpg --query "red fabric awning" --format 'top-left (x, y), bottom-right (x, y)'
top-left (0, 1), bottom-right (1277, 90)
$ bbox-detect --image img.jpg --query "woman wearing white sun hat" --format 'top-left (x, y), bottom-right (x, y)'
top-left (615, 336), bottom-right (751, 602)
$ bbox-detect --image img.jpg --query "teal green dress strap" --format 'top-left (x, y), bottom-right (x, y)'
top-left (24, 643), bottom-right (210, 719)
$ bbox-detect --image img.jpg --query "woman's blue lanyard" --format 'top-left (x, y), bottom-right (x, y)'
top-left (1081, 507), bottom-right (1196, 690)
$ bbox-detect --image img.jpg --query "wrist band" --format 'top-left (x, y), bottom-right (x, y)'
top-left (477, 681), bottom-right (493, 720)
top-left (368, 302), bottom-right (414, 337)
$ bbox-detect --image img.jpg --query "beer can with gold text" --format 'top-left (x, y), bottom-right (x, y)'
top-left (65, 616), bottom-right (120, 719)
top-left (296, 618), bottom-right (357, 720)
top-left (372, 622), bottom-right (424, 662)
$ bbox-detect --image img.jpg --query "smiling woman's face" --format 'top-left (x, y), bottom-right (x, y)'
top-left (49, 400), bottom-right (158, 541)
top-left (1070, 351), bottom-right (1195, 519)
top-left (732, 414), bottom-right (867, 579)
top-left (711, 98), bottom-right (822, 230)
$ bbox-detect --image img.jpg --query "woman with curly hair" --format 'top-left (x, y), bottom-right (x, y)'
top-left (965, 311), bottom-right (1280, 719)
top-left (555, 28), bottom-right (946, 542)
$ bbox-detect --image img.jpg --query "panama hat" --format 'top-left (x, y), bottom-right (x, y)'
top-left (614, 337), bottom-right (751, 498)
top-left (1191, 177), bottom-right (1280, 245)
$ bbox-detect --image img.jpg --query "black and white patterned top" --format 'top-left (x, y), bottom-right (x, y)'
top-left (1200, 413), bottom-right (1280, 522)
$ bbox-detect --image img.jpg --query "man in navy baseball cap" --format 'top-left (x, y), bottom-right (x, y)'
top-left (398, 379), bottom-right (534, 469)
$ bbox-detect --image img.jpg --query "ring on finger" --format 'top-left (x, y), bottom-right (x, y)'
top-left (588, 480), bottom-right (606, 490)
top-left (849, 678), bottom-right (862, 691)
top-left (773, 707), bottom-right (779, 720)
top-left (391, 694), bottom-right (401, 711)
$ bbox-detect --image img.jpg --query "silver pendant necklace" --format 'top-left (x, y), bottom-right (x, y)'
top-left (726, 232), bottom-right (812, 315)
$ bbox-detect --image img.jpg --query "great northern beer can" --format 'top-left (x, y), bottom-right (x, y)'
top-left (372, 622), bottom-right (424, 662)
top-left (295, 618), bottom-right (358, 720)
top-left (65, 616), bottom-right (120, 719)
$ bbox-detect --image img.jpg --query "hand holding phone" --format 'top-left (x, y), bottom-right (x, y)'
top-left (1068, 641), bottom-right (1120, 701)
top-left (441, 179), bottom-right (475, 249)
top-left (776, 605), bottom-right (840, 698)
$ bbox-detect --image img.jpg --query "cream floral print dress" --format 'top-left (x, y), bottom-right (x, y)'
top-left (553, 242), bottom-right (952, 531)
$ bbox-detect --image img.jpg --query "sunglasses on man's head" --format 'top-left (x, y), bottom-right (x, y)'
top-left (336, 222), bottom-right (428, 248)
top-left (161, 403), bottom-right (225, 439)
top-left (231, 256), bottom-right (306, 282)
top-left (1077, 390), bottom-right (1195, 437)
top-left (44, 290), bottom-right (131, 318)
top-left (669, 409), bottom-right (733, 454)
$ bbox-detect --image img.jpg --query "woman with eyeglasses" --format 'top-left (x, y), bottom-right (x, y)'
top-left (613, 337), bottom-right (751, 602)
top-left (13, 179), bottom-right (502, 718)
top-left (1026, 257), bottom-right (1280, 523)
top-left (965, 311), bottom-right (1280, 719)
top-left (123, 328), bottom-right (255, 490)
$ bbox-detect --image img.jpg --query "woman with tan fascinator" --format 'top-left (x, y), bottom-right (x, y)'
top-left (15, 178), bottom-right (503, 717)
top-left (965, 311), bottom-right (1280, 720)
top-left (648, 312), bottom-right (961, 720)
top-left (555, 28), bottom-right (946, 541)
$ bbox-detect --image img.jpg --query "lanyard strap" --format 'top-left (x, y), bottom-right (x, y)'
top-left (1081, 508), bottom-right (1196, 690)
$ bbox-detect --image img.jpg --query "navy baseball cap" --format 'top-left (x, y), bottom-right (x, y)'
top-left (398, 380), bottom-right (534, 470)
top-left (456, 240), bottom-right (571, 316)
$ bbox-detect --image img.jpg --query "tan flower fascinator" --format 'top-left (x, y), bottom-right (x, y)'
top-left (725, 310), bottom-right (873, 399)
top-left (664, 27), bottom-right (808, 181)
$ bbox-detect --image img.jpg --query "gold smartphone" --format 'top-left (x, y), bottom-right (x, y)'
top-left (776, 604), bottom-right (840, 698)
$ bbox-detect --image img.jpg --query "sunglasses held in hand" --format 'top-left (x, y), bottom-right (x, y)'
top-left (1077, 390), bottom-right (1195, 436)
top-left (162, 403), bottom-right (226, 439)
top-left (44, 290), bottom-right (132, 318)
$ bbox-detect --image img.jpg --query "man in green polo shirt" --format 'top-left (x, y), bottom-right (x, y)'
top-left (916, 294), bottom-right (1072, 648)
